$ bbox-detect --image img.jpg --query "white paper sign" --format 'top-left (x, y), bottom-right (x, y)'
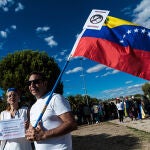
top-left (83, 9), bottom-right (109, 30)
top-left (0, 118), bottom-right (25, 140)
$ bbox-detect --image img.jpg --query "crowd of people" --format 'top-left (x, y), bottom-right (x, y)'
top-left (74, 96), bottom-right (150, 125)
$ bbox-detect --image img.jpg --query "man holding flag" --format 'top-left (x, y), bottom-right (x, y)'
top-left (25, 71), bottom-right (77, 150)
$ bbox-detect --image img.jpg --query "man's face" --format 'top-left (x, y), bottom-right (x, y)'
top-left (28, 74), bottom-right (47, 99)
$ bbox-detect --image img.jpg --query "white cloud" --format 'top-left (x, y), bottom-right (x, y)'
top-left (125, 80), bottom-right (133, 84)
top-left (0, 0), bottom-right (7, 6)
top-left (36, 27), bottom-right (57, 48)
top-left (44, 36), bottom-right (58, 47)
top-left (11, 25), bottom-right (16, 30)
top-left (112, 70), bottom-right (120, 74)
top-left (15, 2), bottom-right (24, 12)
top-left (95, 75), bottom-right (99, 78)
top-left (65, 80), bottom-right (70, 82)
top-left (98, 83), bottom-right (144, 99)
top-left (0, 0), bottom-right (24, 12)
top-left (60, 52), bottom-right (65, 56)
top-left (56, 58), bottom-right (63, 62)
top-left (54, 55), bottom-right (58, 58)
top-left (75, 33), bottom-right (80, 39)
top-left (101, 69), bottom-right (119, 77)
top-left (132, 0), bottom-right (150, 28)
top-left (0, 29), bottom-right (12, 51)
top-left (36, 26), bottom-right (50, 32)
top-left (0, 25), bottom-right (17, 39)
top-left (0, 0), bottom-right (14, 6)
top-left (0, 31), bottom-right (7, 38)
top-left (65, 67), bottom-right (83, 74)
top-left (101, 71), bottom-right (111, 77)
top-left (66, 92), bottom-right (70, 95)
top-left (121, 6), bottom-right (132, 15)
top-left (2, 7), bottom-right (8, 11)
top-left (60, 51), bottom-right (65, 56)
top-left (86, 64), bottom-right (105, 73)
top-left (0, 0), bottom-right (14, 12)
top-left (105, 67), bottom-right (112, 70)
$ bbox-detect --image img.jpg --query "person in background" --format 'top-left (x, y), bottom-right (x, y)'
top-left (0, 88), bottom-right (32, 150)
top-left (98, 102), bottom-right (104, 122)
top-left (116, 98), bottom-right (124, 123)
top-left (83, 104), bottom-right (92, 125)
top-left (92, 103), bottom-right (100, 124)
top-left (124, 97), bottom-right (130, 117)
top-left (25, 71), bottom-right (77, 150)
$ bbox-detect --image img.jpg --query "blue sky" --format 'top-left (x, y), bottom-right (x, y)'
top-left (0, 0), bottom-right (150, 99)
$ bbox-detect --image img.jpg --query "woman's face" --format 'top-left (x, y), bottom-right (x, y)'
top-left (6, 91), bottom-right (19, 105)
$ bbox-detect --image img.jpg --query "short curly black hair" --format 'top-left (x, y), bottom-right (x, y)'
top-left (29, 71), bottom-right (47, 81)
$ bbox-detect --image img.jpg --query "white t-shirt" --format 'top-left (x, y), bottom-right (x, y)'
top-left (30, 93), bottom-right (72, 150)
top-left (0, 107), bottom-right (32, 150)
top-left (116, 102), bottom-right (124, 110)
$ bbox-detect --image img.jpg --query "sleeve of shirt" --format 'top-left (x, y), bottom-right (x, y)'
top-left (51, 94), bottom-right (71, 115)
top-left (0, 111), bottom-right (4, 120)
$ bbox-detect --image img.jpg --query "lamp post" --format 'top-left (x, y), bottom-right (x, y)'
top-left (80, 58), bottom-right (89, 105)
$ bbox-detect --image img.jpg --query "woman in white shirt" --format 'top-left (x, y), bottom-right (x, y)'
top-left (0, 88), bottom-right (32, 150)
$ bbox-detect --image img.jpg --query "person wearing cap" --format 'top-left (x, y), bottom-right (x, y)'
top-left (0, 88), bottom-right (32, 150)
top-left (25, 71), bottom-right (77, 150)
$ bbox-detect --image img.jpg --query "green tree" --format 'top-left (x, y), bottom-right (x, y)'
top-left (67, 95), bottom-right (77, 113)
top-left (67, 94), bottom-right (100, 113)
top-left (0, 50), bottom-right (63, 106)
top-left (142, 82), bottom-right (150, 99)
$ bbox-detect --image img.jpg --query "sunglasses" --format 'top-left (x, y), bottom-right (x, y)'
top-left (26, 79), bottom-right (43, 86)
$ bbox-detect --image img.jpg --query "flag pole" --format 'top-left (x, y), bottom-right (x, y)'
top-left (33, 29), bottom-right (86, 128)
top-left (68, 29), bottom-right (86, 59)
top-left (80, 58), bottom-right (89, 105)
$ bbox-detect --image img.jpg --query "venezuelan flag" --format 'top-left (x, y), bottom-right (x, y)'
top-left (71, 16), bottom-right (150, 80)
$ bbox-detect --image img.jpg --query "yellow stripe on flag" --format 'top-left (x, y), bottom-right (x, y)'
top-left (103, 16), bottom-right (138, 28)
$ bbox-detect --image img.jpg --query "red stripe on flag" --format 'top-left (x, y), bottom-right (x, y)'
top-left (72, 37), bottom-right (150, 80)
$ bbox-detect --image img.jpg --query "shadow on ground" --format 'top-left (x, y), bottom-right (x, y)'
top-left (73, 133), bottom-right (140, 150)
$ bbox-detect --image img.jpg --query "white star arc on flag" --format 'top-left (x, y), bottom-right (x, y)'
top-left (119, 27), bottom-right (150, 43)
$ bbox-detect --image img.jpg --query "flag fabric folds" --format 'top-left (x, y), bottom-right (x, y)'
top-left (70, 16), bottom-right (150, 80)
